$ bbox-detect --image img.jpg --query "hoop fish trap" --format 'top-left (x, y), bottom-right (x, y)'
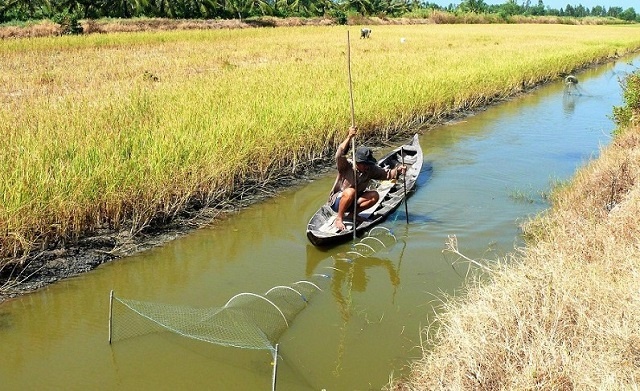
top-left (107, 227), bottom-right (397, 390)
top-left (108, 278), bottom-right (324, 390)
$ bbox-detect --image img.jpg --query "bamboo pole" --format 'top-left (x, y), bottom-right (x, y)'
top-left (401, 147), bottom-right (409, 224)
top-left (108, 290), bottom-right (114, 344)
top-left (271, 344), bottom-right (279, 391)
top-left (347, 31), bottom-right (357, 241)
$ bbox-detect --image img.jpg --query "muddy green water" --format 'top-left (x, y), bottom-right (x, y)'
top-left (1, 57), bottom-right (638, 390)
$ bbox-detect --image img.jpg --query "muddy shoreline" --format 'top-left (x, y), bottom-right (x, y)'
top-left (0, 51), bottom-right (616, 304)
top-left (0, 127), bottom-right (436, 303)
top-left (0, 157), bottom-right (334, 303)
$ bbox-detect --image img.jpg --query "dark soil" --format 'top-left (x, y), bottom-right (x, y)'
top-left (0, 159), bottom-right (335, 304)
top-left (0, 129), bottom-right (422, 303)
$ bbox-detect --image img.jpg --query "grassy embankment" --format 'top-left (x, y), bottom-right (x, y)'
top-left (2, 24), bottom-right (640, 267)
top-left (0, 13), bottom-right (631, 40)
top-left (393, 73), bottom-right (640, 388)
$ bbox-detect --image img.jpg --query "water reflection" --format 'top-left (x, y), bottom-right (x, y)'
top-left (330, 256), bottom-right (399, 297)
top-left (306, 247), bottom-right (400, 286)
top-left (302, 233), bottom-right (405, 380)
top-left (0, 311), bottom-right (10, 330)
top-left (562, 92), bottom-right (577, 115)
top-left (562, 81), bottom-right (597, 117)
top-left (305, 230), bottom-right (402, 321)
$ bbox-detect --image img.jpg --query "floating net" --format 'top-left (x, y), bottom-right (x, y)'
top-left (341, 226), bottom-right (398, 258)
top-left (108, 227), bottom-right (399, 390)
top-left (109, 227), bottom-right (398, 353)
top-left (109, 278), bottom-right (325, 353)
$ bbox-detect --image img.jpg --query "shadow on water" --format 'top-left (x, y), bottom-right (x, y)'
top-left (416, 160), bottom-right (434, 187)
top-left (0, 311), bottom-right (10, 330)
top-left (387, 160), bottom-right (444, 226)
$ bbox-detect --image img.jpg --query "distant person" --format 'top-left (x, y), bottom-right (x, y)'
top-left (328, 126), bottom-right (406, 231)
top-left (564, 74), bottom-right (579, 95)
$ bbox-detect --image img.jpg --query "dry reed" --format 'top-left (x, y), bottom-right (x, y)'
top-left (392, 124), bottom-right (640, 389)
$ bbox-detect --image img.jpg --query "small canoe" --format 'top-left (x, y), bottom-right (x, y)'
top-left (306, 134), bottom-right (423, 247)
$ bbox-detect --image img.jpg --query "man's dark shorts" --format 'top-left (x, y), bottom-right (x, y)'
top-left (331, 191), bottom-right (343, 212)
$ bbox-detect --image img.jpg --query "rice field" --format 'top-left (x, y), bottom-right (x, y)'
top-left (2, 23), bottom-right (640, 260)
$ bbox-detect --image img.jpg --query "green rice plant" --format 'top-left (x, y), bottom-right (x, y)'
top-left (507, 187), bottom-right (536, 204)
top-left (613, 69), bottom-right (640, 133)
top-left (2, 24), bottom-right (640, 260)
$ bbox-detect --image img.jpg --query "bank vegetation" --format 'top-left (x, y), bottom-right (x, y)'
top-left (1, 24), bottom-right (640, 292)
top-left (0, 13), bottom-right (634, 39)
top-left (1, 0), bottom-right (637, 34)
top-left (392, 70), bottom-right (640, 389)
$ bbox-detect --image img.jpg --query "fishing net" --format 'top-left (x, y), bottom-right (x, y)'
top-left (348, 227), bottom-right (398, 257)
top-left (109, 228), bottom-right (398, 353)
top-left (108, 228), bottom-right (400, 390)
top-left (109, 278), bottom-right (325, 353)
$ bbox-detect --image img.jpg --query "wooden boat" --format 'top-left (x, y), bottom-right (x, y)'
top-left (306, 134), bottom-right (423, 247)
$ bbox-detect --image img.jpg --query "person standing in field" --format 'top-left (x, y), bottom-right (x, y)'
top-left (328, 126), bottom-right (406, 231)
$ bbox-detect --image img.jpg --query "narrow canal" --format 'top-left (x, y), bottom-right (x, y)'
top-left (0, 56), bottom-right (637, 390)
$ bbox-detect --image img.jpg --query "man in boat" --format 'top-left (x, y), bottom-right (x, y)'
top-left (330, 126), bottom-right (406, 231)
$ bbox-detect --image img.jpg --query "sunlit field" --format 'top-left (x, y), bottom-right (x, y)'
top-left (2, 24), bottom-right (640, 260)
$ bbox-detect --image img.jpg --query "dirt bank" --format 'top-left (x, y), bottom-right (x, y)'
top-left (0, 160), bottom-right (334, 303)
top-left (0, 129), bottom-right (429, 303)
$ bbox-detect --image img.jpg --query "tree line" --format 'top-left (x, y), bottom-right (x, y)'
top-left (0, 0), bottom-right (637, 25)
top-left (448, 0), bottom-right (637, 20)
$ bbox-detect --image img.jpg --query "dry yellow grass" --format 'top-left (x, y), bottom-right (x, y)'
top-left (2, 24), bottom-right (640, 262)
top-left (393, 124), bottom-right (640, 388)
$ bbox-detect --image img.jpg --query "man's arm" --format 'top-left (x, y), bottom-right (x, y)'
top-left (336, 126), bottom-right (357, 156)
top-left (370, 164), bottom-right (407, 181)
top-left (390, 165), bottom-right (407, 179)
top-left (336, 126), bottom-right (357, 171)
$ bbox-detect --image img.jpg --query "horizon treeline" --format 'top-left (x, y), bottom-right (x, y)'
top-left (440, 0), bottom-right (637, 20)
top-left (0, 0), bottom-right (637, 24)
